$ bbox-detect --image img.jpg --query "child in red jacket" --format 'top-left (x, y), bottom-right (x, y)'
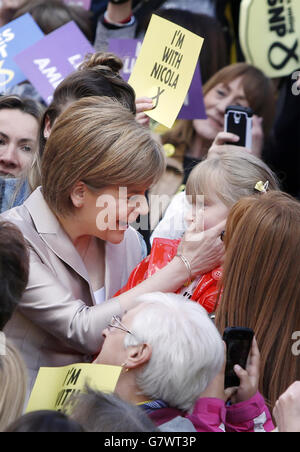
top-left (116, 148), bottom-right (279, 314)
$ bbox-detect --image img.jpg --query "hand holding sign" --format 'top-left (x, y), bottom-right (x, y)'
top-left (128, 15), bottom-right (204, 129)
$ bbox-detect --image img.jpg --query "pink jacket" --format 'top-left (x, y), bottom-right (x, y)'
top-left (149, 392), bottom-right (274, 432)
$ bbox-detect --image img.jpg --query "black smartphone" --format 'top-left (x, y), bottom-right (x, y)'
top-left (224, 105), bottom-right (253, 149)
top-left (223, 326), bottom-right (254, 388)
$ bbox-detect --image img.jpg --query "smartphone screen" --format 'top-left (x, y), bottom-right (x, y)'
top-left (226, 111), bottom-right (248, 146)
top-left (223, 327), bottom-right (254, 388)
top-left (224, 105), bottom-right (253, 149)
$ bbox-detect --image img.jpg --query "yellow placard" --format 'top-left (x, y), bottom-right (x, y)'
top-left (240, 0), bottom-right (300, 78)
top-left (129, 14), bottom-right (204, 129)
top-left (26, 363), bottom-right (122, 413)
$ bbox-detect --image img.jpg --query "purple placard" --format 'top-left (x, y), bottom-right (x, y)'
top-left (63, 0), bottom-right (92, 10)
top-left (0, 13), bottom-right (44, 92)
top-left (180, 64), bottom-right (206, 120)
top-left (108, 38), bottom-right (206, 120)
top-left (108, 39), bottom-right (142, 83)
top-left (14, 21), bottom-right (94, 104)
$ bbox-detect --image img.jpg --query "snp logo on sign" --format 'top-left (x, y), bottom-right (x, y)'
top-left (0, 331), bottom-right (6, 356)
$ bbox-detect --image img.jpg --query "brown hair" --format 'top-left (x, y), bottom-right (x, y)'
top-left (162, 63), bottom-right (276, 152)
top-left (42, 96), bottom-right (165, 216)
top-left (39, 52), bottom-right (136, 158)
top-left (31, 52), bottom-right (136, 193)
top-left (215, 191), bottom-right (300, 409)
top-left (0, 94), bottom-right (44, 123)
top-left (0, 221), bottom-right (30, 331)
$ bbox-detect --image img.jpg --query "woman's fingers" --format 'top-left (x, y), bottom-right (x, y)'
top-left (135, 98), bottom-right (153, 126)
top-left (214, 131), bottom-right (240, 146)
top-left (179, 219), bottom-right (226, 275)
top-left (135, 97), bottom-right (154, 114)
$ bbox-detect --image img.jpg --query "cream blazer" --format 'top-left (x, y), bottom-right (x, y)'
top-left (1, 188), bottom-right (144, 393)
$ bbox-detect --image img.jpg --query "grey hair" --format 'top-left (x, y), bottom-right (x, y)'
top-left (124, 292), bottom-right (224, 412)
top-left (67, 386), bottom-right (158, 432)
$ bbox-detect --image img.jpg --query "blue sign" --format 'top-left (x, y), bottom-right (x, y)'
top-left (0, 13), bottom-right (44, 92)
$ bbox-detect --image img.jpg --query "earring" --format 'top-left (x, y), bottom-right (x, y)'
top-left (121, 362), bottom-right (129, 373)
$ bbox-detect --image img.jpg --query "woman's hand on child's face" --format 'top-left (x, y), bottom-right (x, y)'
top-left (229, 336), bottom-right (260, 404)
top-left (179, 219), bottom-right (225, 275)
top-left (135, 97), bottom-right (153, 127)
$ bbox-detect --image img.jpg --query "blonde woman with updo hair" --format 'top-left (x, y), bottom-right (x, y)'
top-left (2, 96), bottom-right (225, 395)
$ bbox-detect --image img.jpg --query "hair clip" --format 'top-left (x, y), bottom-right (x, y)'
top-left (254, 180), bottom-right (269, 193)
top-left (163, 143), bottom-right (175, 158)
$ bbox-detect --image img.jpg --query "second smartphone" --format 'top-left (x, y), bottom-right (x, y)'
top-left (223, 326), bottom-right (254, 388)
top-left (224, 105), bottom-right (253, 149)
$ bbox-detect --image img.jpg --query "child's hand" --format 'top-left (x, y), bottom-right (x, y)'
top-left (273, 381), bottom-right (300, 432)
top-left (135, 97), bottom-right (153, 127)
top-left (229, 336), bottom-right (260, 404)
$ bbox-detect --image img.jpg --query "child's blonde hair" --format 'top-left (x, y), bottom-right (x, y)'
top-left (186, 149), bottom-right (279, 206)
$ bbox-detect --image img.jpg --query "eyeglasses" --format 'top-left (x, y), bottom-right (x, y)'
top-left (108, 315), bottom-right (134, 336)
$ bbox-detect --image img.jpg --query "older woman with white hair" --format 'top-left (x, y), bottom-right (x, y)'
top-left (94, 292), bottom-right (274, 432)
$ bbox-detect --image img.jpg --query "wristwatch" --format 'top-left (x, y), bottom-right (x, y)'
top-left (109, 0), bottom-right (130, 4)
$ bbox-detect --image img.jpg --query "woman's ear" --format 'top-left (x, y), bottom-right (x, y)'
top-left (43, 115), bottom-right (52, 139)
top-left (126, 343), bottom-right (152, 370)
top-left (70, 181), bottom-right (86, 208)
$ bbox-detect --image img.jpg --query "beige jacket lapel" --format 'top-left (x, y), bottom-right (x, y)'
top-left (24, 187), bottom-right (90, 284)
top-left (23, 188), bottom-right (143, 303)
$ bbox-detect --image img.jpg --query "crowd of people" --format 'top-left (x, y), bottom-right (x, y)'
top-left (0, 0), bottom-right (299, 433)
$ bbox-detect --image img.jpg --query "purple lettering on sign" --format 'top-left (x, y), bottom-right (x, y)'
top-left (14, 21), bottom-right (94, 104)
